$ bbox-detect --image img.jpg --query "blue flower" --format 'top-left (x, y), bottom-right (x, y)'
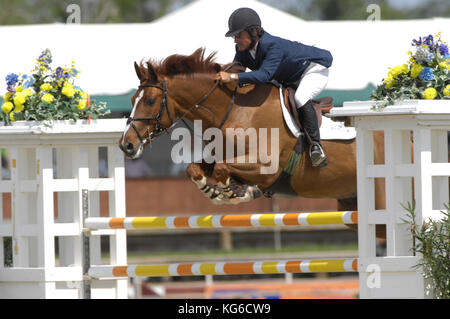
top-left (54, 67), bottom-right (63, 79)
top-left (423, 34), bottom-right (434, 51)
top-left (419, 67), bottom-right (434, 81)
top-left (444, 54), bottom-right (450, 59)
top-left (412, 36), bottom-right (423, 47)
top-left (415, 46), bottom-right (435, 64)
top-left (5, 73), bottom-right (19, 86)
top-left (22, 75), bottom-right (36, 89)
top-left (425, 52), bottom-right (435, 63)
top-left (38, 49), bottom-right (52, 65)
top-left (439, 44), bottom-right (449, 56)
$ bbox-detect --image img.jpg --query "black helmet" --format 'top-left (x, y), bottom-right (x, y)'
top-left (225, 8), bottom-right (261, 37)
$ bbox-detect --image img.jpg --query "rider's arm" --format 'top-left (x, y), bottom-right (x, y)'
top-left (237, 41), bottom-right (282, 85)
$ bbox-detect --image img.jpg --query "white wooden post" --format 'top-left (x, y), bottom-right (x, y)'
top-left (331, 100), bottom-right (449, 299)
top-left (0, 119), bottom-right (127, 299)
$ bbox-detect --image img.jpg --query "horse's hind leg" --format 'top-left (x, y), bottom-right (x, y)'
top-left (213, 163), bottom-right (263, 204)
top-left (186, 162), bottom-right (230, 204)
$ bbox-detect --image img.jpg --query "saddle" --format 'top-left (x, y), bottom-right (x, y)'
top-left (283, 87), bottom-right (334, 129)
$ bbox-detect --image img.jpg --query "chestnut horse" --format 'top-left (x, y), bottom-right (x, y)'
top-left (119, 48), bottom-right (386, 237)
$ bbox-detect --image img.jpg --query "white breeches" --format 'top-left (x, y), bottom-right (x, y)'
top-left (294, 62), bottom-right (329, 107)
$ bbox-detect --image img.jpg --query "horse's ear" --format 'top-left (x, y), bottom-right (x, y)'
top-left (134, 62), bottom-right (142, 80)
top-left (146, 62), bottom-right (158, 82)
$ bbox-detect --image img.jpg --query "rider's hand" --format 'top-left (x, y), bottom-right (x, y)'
top-left (215, 71), bottom-right (231, 83)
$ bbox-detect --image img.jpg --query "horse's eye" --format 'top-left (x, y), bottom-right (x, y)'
top-left (146, 98), bottom-right (155, 106)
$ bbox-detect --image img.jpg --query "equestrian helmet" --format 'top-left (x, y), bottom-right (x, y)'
top-left (225, 7), bottom-right (261, 37)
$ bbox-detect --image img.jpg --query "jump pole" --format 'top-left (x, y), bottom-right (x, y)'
top-left (85, 211), bottom-right (357, 230)
top-left (88, 258), bottom-right (358, 279)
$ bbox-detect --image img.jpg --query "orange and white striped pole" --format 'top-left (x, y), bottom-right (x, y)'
top-left (85, 211), bottom-right (357, 230)
top-left (88, 258), bottom-right (358, 278)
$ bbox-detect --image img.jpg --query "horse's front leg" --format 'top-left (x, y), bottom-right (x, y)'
top-left (213, 163), bottom-right (263, 204)
top-left (186, 162), bottom-right (230, 204)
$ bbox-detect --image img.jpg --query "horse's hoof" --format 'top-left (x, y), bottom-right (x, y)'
top-left (245, 185), bottom-right (263, 199)
top-left (211, 196), bottom-right (231, 205)
top-left (229, 192), bottom-right (253, 204)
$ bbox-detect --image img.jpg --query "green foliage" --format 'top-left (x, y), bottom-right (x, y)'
top-left (402, 201), bottom-right (450, 299)
top-left (2, 0), bottom-right (450, 25)
top-left (0, 0), bottom-right (182, 24)
top-left (3, 237), bottom-right (12, 267)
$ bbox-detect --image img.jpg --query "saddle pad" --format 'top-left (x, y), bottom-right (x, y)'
top-left (278, 87), bottom-right (356, 140)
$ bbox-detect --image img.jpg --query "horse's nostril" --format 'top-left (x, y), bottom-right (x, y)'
top-left (126, 142), bottom-right (134, 151)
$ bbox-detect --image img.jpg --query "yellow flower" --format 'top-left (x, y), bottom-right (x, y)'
top-left (61, 82), bottom-right (75, 98)
top-left (444, 85), bottom-right (450, 97)
top-left (389, 64), bottom-right (409, 78)
top-left (80, 91), bottom-right (88, 100)
top-left (384, 74), bottom-right (395, 89)
top-left (77, 99), bottom-right (87, 110)
top-left (41, 93), bottom-right (55, 103)
top-left (62, 86), bottom-right (75, 98)
top-left (15, 85), bottom-right (23, 92)
top-left (40, 83), bottom-right (53, 91)
top-left (423, 87), bottom-right (438, 100)
top-left (13, 92), bottom-right (27, 106)
top-left (385, 80), bottom-right (395, 89)
top-left (3, 92), bottom-right (13, 101)
top-left (439, 61), bottom-right (450, 70)
top-left (9, 112), bottom-right (15, 121)
top-left (22, 88), bottom-right (34, 97)
top-left (1, 102), bottom-right (13, 114)
top-left (63, 81), bottom-right (74, 89)
top-left (14, 103), bottom-right (24, 112)
top-left (410, 63), bottom-right (424, 78)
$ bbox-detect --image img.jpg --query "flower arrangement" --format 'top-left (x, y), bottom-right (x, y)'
top-left (1, 49), bottom-right (109, 125)
top-left (371, 32), bottom-right (450, 108)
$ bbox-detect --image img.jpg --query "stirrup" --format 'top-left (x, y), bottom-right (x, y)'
top-left (309, 143), bottom-right (327, 168)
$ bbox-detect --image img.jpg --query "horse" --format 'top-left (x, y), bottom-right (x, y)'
top-left (119, 48), bottom-right (386, 238)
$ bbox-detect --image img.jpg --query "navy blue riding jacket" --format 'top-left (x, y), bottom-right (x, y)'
top-left (234, 31), bottom-right (333, 86)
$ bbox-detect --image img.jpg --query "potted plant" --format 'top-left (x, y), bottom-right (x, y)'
top-left (371, 32), bottom-right (450, 108)
top-left (1, 49), bottom-right (109, 125)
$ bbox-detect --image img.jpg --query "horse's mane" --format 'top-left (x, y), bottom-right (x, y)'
top-left (142, 48), bottom-right (221, 78)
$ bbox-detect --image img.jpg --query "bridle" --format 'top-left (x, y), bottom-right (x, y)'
top-left (126, 72), bottom-right (236, 146)
top-left (126, 80), bottom-right (171, 144)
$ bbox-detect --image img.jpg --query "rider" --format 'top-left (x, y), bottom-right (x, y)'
top-left (216, 7), bottom-right (332, 168)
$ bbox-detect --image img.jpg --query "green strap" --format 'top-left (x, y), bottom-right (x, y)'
top-left (283, 150), bottom-right (302, 175)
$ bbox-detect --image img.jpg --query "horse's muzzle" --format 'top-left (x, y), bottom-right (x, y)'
top-left (119, 136), bottom-right (138, 158)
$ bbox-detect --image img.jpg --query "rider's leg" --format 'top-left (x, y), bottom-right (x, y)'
top-left (297, 100), bottom-right (327, 167)
top-left (294, 63), bottom-right (329, 168)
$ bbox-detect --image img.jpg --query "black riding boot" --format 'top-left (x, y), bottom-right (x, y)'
top-left (297, 99), bottom-right (327, 168)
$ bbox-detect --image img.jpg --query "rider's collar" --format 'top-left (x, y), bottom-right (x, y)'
top-left (250, 41), bottom-right (259, 59)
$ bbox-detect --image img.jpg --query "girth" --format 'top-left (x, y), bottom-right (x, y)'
top-left (262, 133), bottom-right (306, 198)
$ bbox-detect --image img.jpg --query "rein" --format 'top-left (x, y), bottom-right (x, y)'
top-left (127, 66), bottom-right (237, 145)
